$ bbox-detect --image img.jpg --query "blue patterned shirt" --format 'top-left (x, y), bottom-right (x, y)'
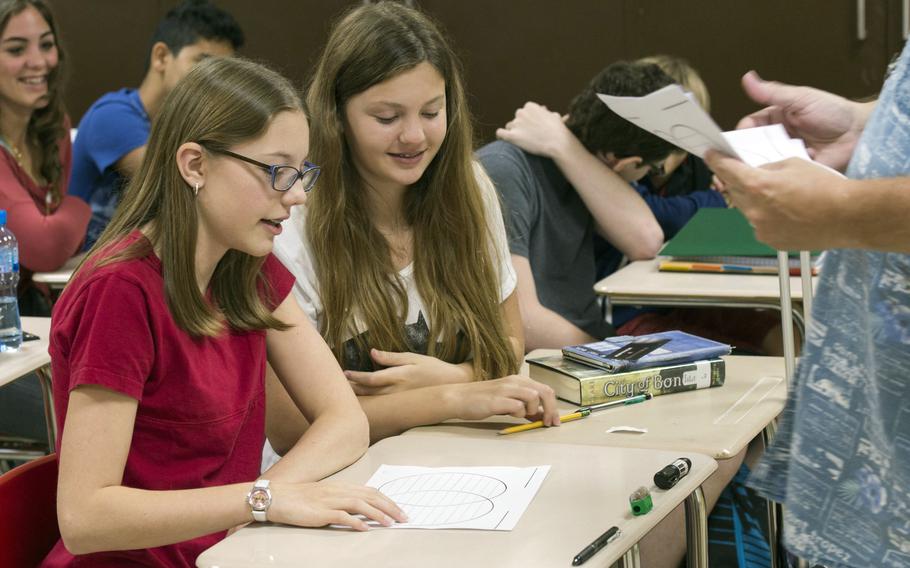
top-left (748, 42), bottom-right (910, 567)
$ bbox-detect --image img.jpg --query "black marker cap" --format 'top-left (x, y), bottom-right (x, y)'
top-left (653, 457), bottom-right (692, 490)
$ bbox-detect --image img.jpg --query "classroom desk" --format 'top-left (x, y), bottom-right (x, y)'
top-left (410, 353), bottom-right (786, 461)
top-left (594, 258), bottom-right (814, 332)
top-left (32, 253), bottom-right (84, 290)
top-left (407, 352), bottom-right (787, 567)
top-left (197, 436), bottom-right (717, 568)
top-left (0, 317), bottom-right (55, 455)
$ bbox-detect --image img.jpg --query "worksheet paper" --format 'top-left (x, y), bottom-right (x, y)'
top-left (596, 84), bottom-right (814, 168)
top-left (365, 464), bottom-right (550, 530)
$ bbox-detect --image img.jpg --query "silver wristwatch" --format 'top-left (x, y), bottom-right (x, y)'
top-left (246, 479), bottom-right (272, 522)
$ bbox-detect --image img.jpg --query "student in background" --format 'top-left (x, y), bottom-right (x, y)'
top-left (0, 0), bottom-right (88, 316)
top-left (0, 0), bottom-right (88, 448)
top-left (594, 54), bottom-right (726, 282)
top-left (494, 57), bottom-right (783, 355)
top-left (44, 57), bottom-right (404, 567)
top-left (480, 61), bottom-right (670, 351)
top-left (269, 1), bottom-right (559, 447)
top-left (70, 0), bottom-right (243, 250)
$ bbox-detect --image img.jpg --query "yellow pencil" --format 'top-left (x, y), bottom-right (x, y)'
top-left (497, 409), bottom-right (591, 435)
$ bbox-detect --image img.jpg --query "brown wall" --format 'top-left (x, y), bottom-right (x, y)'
top-left (48, 1), bottom-right (897, 145)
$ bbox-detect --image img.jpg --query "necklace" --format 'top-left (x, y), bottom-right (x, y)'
top-left (7, 141), bottom-right (22, 165)
top-left (1, 135), bottom-right (24, 167)
top-left (2, 135), bottom-right (52, 213)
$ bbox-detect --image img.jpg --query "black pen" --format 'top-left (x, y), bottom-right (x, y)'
top-left (571, 526), bottom-right (621, 566)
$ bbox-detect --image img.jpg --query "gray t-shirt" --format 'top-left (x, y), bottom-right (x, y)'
top-left (477, 140), bottom-right (613, 339)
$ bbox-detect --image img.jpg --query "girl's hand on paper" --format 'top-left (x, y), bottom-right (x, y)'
top-left (345, 349), bottom-right (472, 395)
top-left (268, 480), bottom-right (407, 531)
top-left (448, 375), bottom-right (560, 426)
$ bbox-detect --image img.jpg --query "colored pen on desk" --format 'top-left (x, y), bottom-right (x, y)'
top-left (572, 526), bottom-right (621, 566)
top-left (577, 392), bottom-right (652, 413)
top-left (497, 393), bottom-right (651, 435)
top-left (497, 409), bottom-right (591, 435)
top-left (659, 261), bottom-right (813, 276)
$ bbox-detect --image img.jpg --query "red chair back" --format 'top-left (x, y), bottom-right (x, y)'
top-left (0, 454), bottom-right (59, 567)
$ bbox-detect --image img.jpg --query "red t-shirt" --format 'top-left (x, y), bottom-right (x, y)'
top-left (41, 232), bottom-right (294, 567)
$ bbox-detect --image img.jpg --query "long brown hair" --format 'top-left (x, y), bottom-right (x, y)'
top-left (0, 0), bottom-right (67, 201)
top-left (79, 57), bottom-right (303, 336)
top-left (306, 1), bottom-right (517, 378)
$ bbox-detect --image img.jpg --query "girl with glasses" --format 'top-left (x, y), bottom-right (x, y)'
top-left (270, 1), bottom-right (559, 448)
top-left (44, 57), bottom-right (404, 567)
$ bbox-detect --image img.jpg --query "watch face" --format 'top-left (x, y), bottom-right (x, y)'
top-left (249, 489), bottom-right (270, 511)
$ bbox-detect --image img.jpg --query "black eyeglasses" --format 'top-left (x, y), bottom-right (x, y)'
top-left (203, 146), bottom-right (321, 192)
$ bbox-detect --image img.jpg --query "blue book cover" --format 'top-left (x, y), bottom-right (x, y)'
top-left (561, 330), bottom-right (731, 373)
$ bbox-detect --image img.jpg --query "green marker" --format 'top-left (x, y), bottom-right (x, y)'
top-left (576, 392), bottom-right (652, 414)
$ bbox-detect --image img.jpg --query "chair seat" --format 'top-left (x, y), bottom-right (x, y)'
top-left (0, 453), bottom-right (59, 567)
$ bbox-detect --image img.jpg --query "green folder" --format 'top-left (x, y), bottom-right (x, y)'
top-left (662, 208), bottom-right (783, 258)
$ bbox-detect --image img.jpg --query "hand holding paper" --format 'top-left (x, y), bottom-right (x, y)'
top-left (598, 82), bottom-right (849, 251)
top-left (736, 71), bottom-right (873, 171)
top-left (705, 154), bottom-right (850, 251)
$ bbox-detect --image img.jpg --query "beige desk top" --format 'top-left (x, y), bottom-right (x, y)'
top-left (0, 317), bottom-right (51, 388)
top-left (407, 353), bottom-right (786, 460)
top-left (594, 258), bottom-right (813, 304)
top-left (197, 436), bottom-right (716, 568)
top-left (32, 253), bottom-right (83, 289)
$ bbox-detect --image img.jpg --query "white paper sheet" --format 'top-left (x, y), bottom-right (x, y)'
top-left (365, 464), bottom-right (550, 530)
top-left (598, 85), bottom-right (738, 158)
top-left (597, 84), bottom-right (817, 168)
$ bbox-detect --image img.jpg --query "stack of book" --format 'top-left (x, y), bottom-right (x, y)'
top-left (528, 330), bottom-right (731, 405)
top-left (658, 208), bottom-right (821, 276)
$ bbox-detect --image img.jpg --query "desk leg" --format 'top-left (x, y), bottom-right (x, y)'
top-left (619, 543), bottom-right (640, 568)
top-left (602, 296), bottom-right (613, 325)
top-left (685, 486), bottom-right (709, 568)
top-left (35, 365), bottom-right (56, 453)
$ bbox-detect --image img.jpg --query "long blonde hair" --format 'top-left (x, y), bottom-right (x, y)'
top-left (77, 57), bottom-right (303, 337)
top-left (637, 54), bottom-right (711, 112)
top-left (305, 1), bottom-right (517, 378)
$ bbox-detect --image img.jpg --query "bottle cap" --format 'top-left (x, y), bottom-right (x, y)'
top-left (0, 209), bottom-right (6, 225)
top-left (629, 486), bottom-right (653, 516)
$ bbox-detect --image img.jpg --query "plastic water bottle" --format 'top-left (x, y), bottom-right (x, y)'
top-left (0, 209), bottom-right (22, 352)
